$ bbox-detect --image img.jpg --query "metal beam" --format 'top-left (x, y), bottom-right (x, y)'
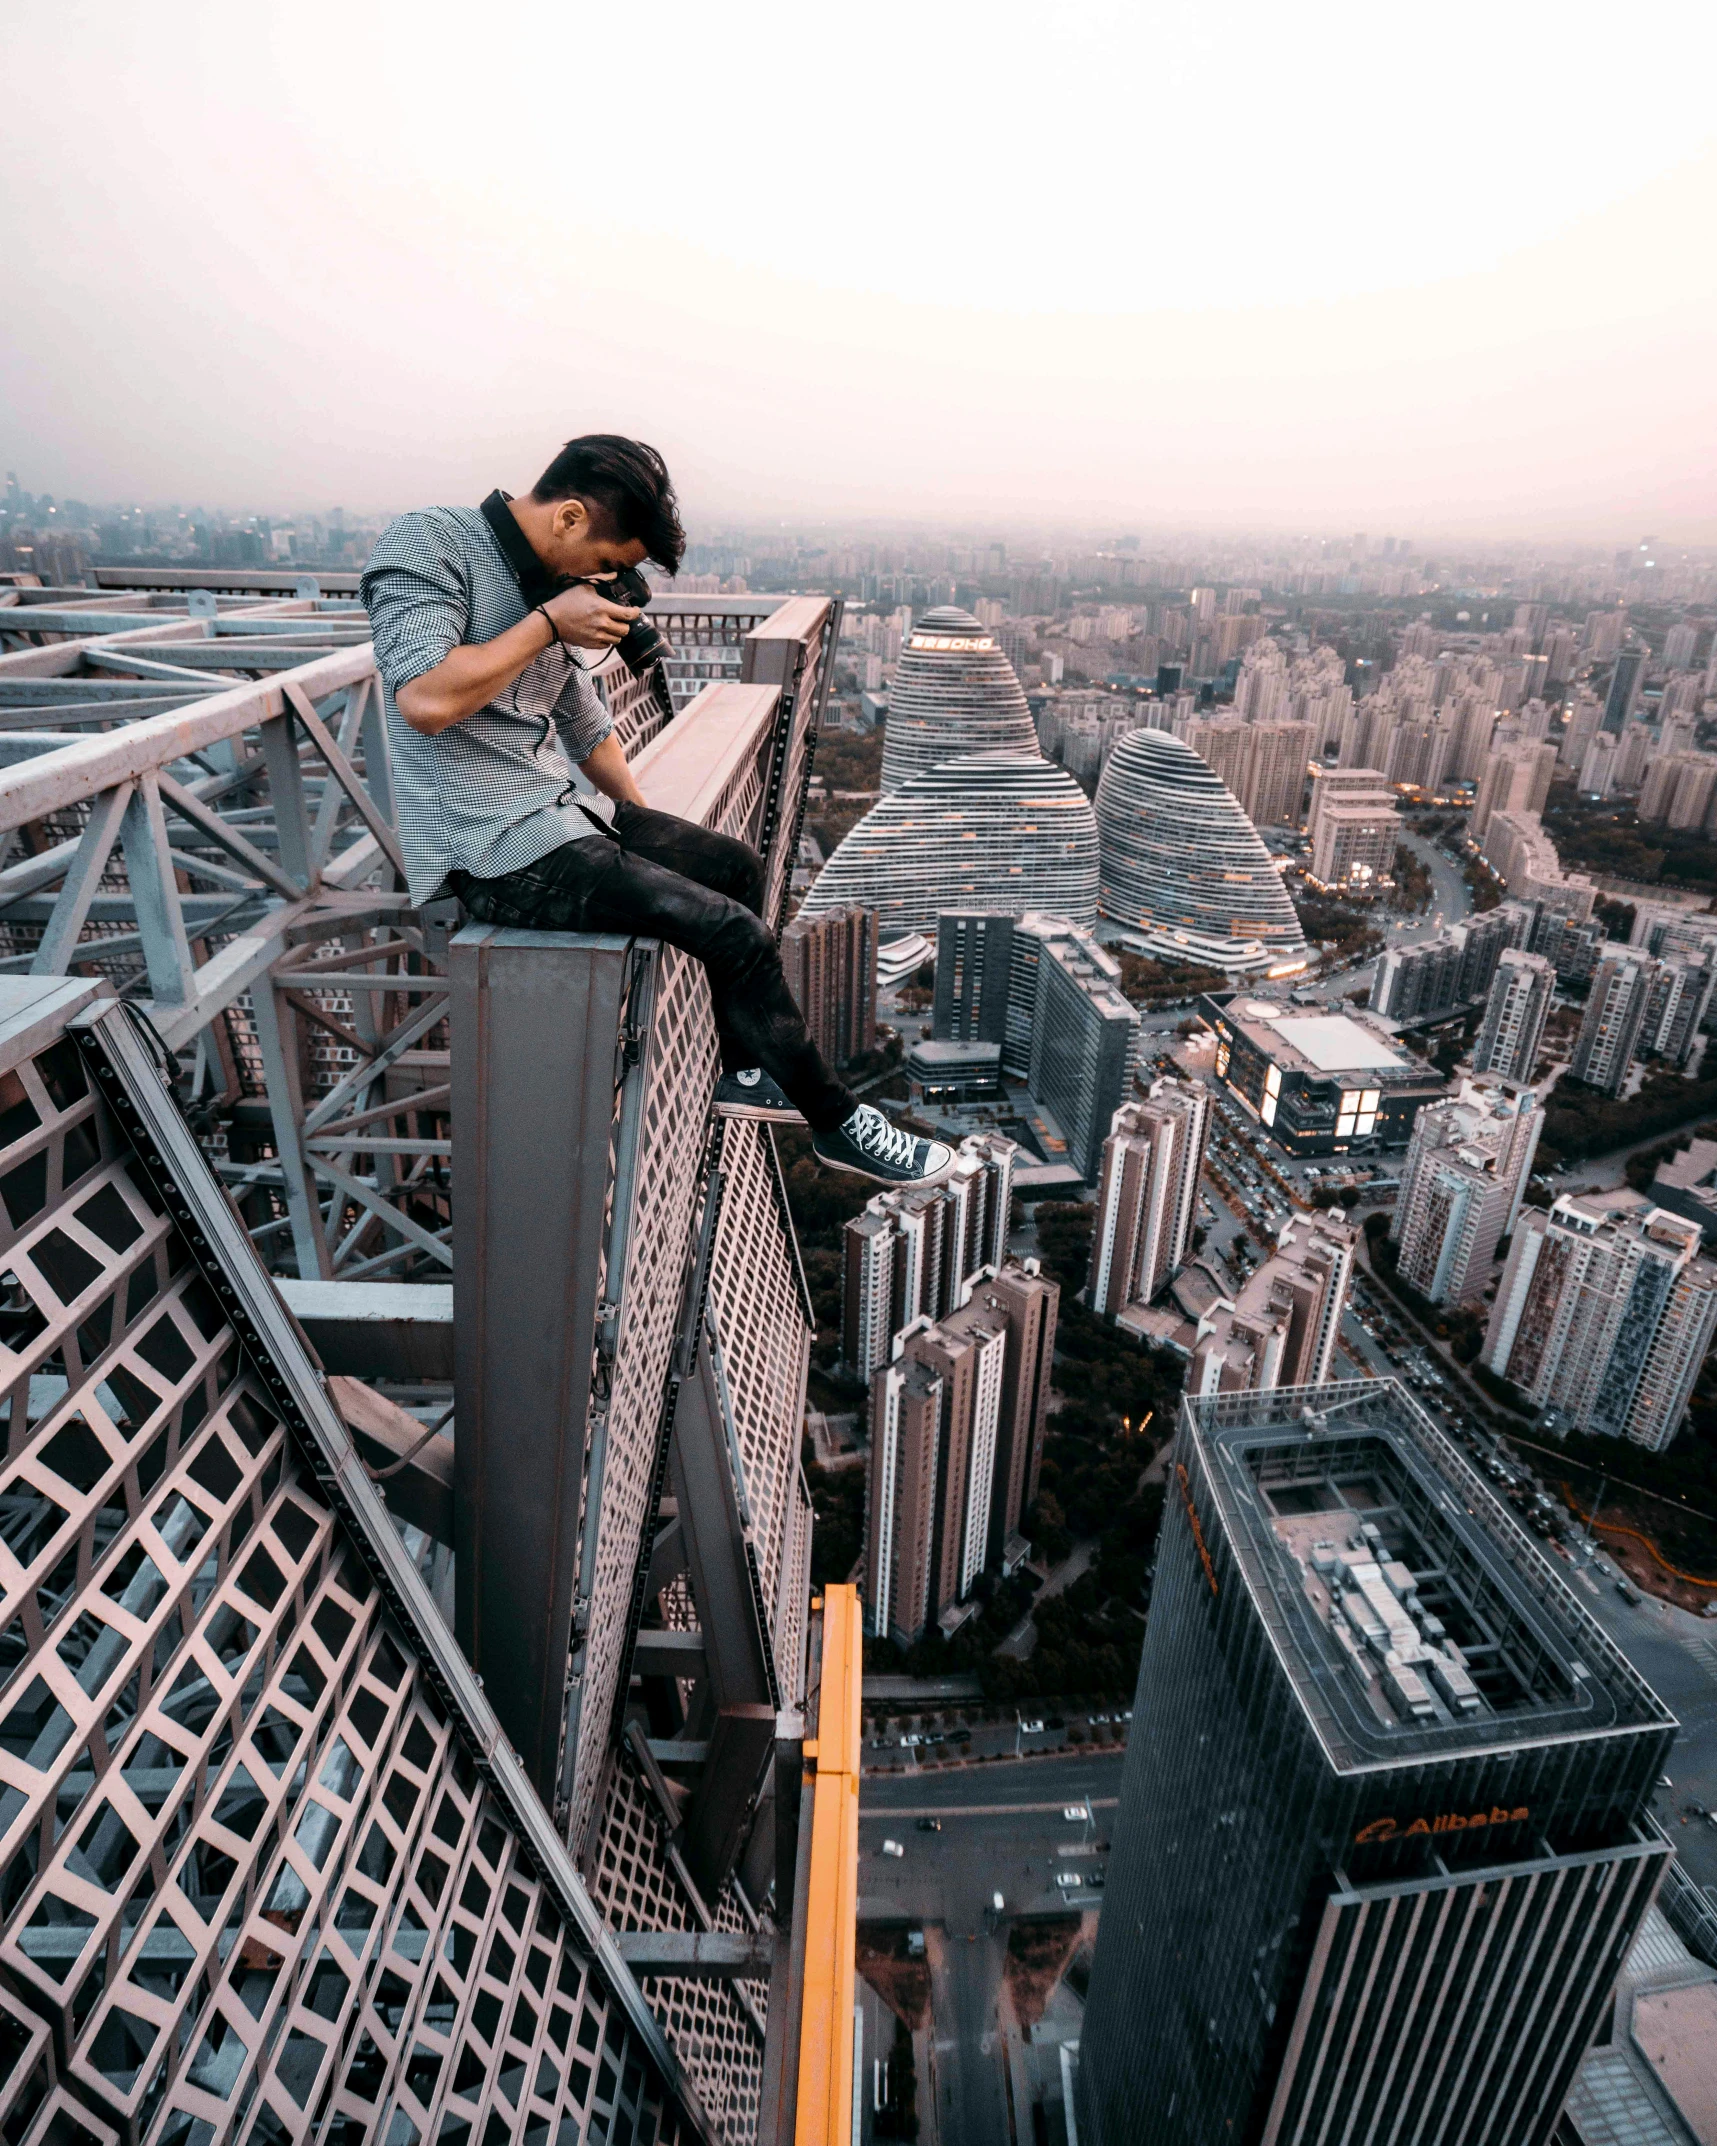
top-left (276, 1279), bottom-right (454, 1380)
top-left (614, 1930), bottom-right (775, 1981)
top-left (450, 924), bottom-right (640, 1807)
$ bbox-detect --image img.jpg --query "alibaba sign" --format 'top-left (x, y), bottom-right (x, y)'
top-left (1355, 1806), bottom-right (1528, 1845)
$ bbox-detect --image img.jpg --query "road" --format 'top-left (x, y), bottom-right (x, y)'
top-left (859, 1753), bottom-right (1125, 2146)
top-left (1574, 1564), bottom-right (1717, 1893)
top-left (1397, 826), bottom-right (1474, 931)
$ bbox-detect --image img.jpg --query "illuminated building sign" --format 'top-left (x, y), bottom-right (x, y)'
top-left (1354, 1806), bottom-right (1529, 1845)
top-left (908, 633), bottom-right (995, 652)
top-left (1177, 1464), bottom-right (1219, 1596)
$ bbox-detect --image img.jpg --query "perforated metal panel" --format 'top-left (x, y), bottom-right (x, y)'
top-left (0, 989), bottom-right (706, 2146)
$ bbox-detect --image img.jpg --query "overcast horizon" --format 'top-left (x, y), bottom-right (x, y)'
top-left (5, 1), bottom-right (1716, 544)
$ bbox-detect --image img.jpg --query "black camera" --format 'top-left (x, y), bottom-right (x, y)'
top-left (577, 565), bottom-right (671, 676)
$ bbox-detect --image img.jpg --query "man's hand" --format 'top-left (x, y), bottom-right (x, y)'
top-left (396, 584), bottom-right (641, 734)
top-left (541, 582), bottom-right (640, 651)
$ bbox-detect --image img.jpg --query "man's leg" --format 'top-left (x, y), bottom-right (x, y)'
top-left (459, 832), bottom-right (857, 1134)
top-left (604, 803), bottom-right (777, 1076)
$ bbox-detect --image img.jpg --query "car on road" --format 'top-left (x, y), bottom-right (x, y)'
top-left (1055, 1872), bottom-right (1083, 1888)
top-left (917, 1818), bottom-right (943, 1833)
top-left (1064, 1806), bottom-right (1091, 1822)
top-left (1615, 1578), bottom-right (1643, 1606)
top-left (881, 1840), bottom-right (905, 1858)
top-left (1020, 1719), bottom-right (1045, 1734)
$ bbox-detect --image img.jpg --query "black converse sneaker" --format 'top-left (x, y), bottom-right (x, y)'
top-left (712, 1068), bottom-right (804, 1123)
top-left (812, 1105), bottom-right (956, 1186)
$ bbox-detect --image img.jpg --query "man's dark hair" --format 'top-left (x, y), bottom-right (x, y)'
top-left (532, 434), bottom-right (685, 573)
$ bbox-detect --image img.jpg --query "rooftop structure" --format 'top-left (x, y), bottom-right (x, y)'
top-left (1648, 1135), bottom-right (1717, 1245)
top-left (798, 753), bottom-right (1099, 941)
top-left (1094, 728), bottom-right (1309, 975)
top-left (1201, 990), bottom-right (1445, 1155)
top-left (1078, 1376), bottom-right (1674, 2146)
top-left (0, 573), bottom-right (863, 2145)
top-left (1562, 1904), bottom-right (1717, 2146)
top-left (877, 604), bottom-right (1038, 792)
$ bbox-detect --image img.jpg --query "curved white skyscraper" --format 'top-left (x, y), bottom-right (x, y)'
top-left (798, 753), bottom-right (1099, 940)
top-left (879, 607), bottom-right (1038, 792)
top-left (1094, 730), bottom-right (1309, 975)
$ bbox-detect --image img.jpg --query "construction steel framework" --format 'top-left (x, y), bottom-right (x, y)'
top-left (0, 572), bottom-right (856, 2145)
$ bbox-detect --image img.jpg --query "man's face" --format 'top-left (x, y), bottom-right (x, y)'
top-left (541, 496), bottom-right (649, 585)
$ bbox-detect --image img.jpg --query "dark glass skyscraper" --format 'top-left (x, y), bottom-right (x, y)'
top-left (1079, 1378), bottom-right (1675, 2146)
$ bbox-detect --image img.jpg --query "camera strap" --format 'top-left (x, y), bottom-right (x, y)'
top-left (478, 488), bottom-right (561, 606)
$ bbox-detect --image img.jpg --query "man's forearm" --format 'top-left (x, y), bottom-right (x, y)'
top-left (395, 613), bottom-right (555, 734)
top-left (579, 732), bottom-right (647, 809)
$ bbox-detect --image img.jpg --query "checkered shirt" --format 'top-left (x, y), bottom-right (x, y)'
top-left (361, 505), bottom-right (616, 904)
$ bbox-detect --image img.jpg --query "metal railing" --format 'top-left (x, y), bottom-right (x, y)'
top-left (0, 601), bottom-right (678, 1283)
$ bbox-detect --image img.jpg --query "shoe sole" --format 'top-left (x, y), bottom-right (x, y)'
top-left (712, 1100), bottom-right (806, 1125)
top-left (813, 1148), bottom-right (959, 1187)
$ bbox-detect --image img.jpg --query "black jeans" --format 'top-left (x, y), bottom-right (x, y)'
top-left (452, 802), bottom-right (858, 1135)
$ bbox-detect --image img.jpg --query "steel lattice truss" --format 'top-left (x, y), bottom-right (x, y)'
top-left (0, 588), bottom-right (670, 1285)
top-left (0, 577), bottom-right (848, 2146)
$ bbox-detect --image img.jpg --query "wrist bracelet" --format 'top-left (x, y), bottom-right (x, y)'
top-left (535, 605), bottom-right (560, 647)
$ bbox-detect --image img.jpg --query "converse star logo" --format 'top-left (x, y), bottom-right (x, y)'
top-left (737, 1069), bottom-right (761, 1086)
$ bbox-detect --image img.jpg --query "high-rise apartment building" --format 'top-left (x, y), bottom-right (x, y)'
top-left (1638, 750), bottom-right (1717, 832)
top-left (840, 1132), bottom-right (1016, 1376)
top-left (863, 1260), bottom-right (1058, 1643)
top-left (1603, 646), bottom-right (1647, 734)
top-left (1183, 716), bottom-right (1311, 829)
top-left (1571, 952), bottom-right (1659, 1095)
top-left (1471, 740), bottom-right (1558, 840)
top-left (1641, 951), bottom-right (1716, 1069)
top-left (934, 909), bottom-right (1019, 1063)
top-left (1560, 687), bottom-right (1605, 772)
top-left (1304, 767), bottom-right (1398, 893)
top-left (1471, 947), bottom-right (1555, 1080)
top-left (1185, 1213), bottom-right (1355, 1394)
top-left (1393, 1077), bottom-right (1541, 1304)
top-left (864, 1352), bottom-right (944, 1646)
top-left (1371, 906), bottom-right (1525, 1025)
top-left (1586, 607), bottom-right (1628, 658)
top-left (1089, 1080), bottom-right (1212, 1317)
top-left (1484, 1191), bottom-right (1717, 1448)
top-left (1661, 620), bottom-right (1700, 670)
top-left (982, 1260), bottom-right (1059, 1568)
top-left (1078, 1378), bottom-right (1674, 2146)
top-left (1028, 924), bottom-right (1141, 1180)
top-left (1542, 622), bottom-right (1580, 686)
top-left (780, 901), bottom-right (876, 1067)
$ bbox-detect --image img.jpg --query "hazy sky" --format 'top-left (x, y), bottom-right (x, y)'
top-left (5, 1), bottom-right (1716, 540)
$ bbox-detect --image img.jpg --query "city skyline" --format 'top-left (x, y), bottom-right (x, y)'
top-left (3, 8), bottom-right (1716, 537)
